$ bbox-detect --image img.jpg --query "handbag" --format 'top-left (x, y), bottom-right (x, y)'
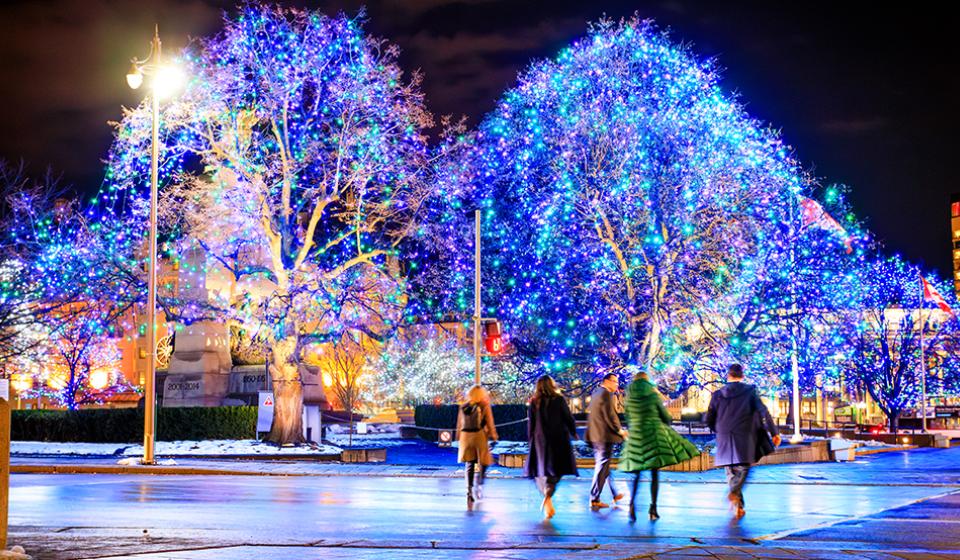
top-left (754, 410), bottom-right (775, 460)
top-left (751, 388), bottom-right (775, 461)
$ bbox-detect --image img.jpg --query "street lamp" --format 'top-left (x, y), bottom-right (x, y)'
top-left (126, 26), bottom-right (182, 464)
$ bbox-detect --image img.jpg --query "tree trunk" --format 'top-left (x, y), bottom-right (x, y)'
top-left (348, 400), bottom-right (354, 447)
top-left (888, 413), bottom-right (899, 434)
top-left (266, 337), bottom-right (305, 444)
top-left (786, 385), bottom-right (795, 433)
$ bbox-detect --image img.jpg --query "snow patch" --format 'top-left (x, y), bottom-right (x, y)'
top-left (0, 545), bottom-right (31, 559)
top-left (122, 440), bottom-right (342, 456)
top-left (13, 440), bottom-right (341, 457)
top-left (11, 441), bottom-right (127, 456)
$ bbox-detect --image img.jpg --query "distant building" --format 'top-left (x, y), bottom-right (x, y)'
top-left (952, 194), bottom-right (960, 296)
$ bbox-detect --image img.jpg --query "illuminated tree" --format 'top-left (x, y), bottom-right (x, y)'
top-left (104, 6), bottom-right (434, 443)
top-left (0, 161), bottom-right (79, 365)
top-left (366, 329), bottom-right (474, 406)
top-left (319, 331), bottom-right (369, 446)
top-left (674, 185), bottom-right (868, 402)
top-left (25, 306), bottom-right (129, 410)
top-left (840, 256), bottom-right (960, 432)
top-left (424, 17), bottom-right (801, 387)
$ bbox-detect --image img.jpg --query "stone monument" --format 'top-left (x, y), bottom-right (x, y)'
top-left (163, 246), bottom-right (233, 407)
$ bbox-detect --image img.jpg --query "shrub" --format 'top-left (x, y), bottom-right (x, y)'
top-left (11, 406), bottom-right (257, 443)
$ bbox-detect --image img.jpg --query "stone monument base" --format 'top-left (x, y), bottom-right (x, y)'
top-left (162, 372), bottom-right (230, 407)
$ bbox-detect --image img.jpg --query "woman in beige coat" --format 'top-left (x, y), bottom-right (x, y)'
top-left (457, 385), bottom-right (498, 508)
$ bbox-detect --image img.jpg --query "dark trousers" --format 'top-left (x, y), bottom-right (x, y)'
top-left (465, 461), bottom-right (487, 495)
top-left (725, 464), bottom-right (750, 507)
top-left (536, 476), bottom-right (560, 498)
top-left (629, 469), bottom-right (659, 506)
top-left (590, 442), bottom-right (619, 501)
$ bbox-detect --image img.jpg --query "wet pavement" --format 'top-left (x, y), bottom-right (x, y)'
top-left (7, 448), bottom-right (960, 559)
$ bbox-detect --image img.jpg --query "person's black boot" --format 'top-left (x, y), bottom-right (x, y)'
top-left (649, 504), bottom-right (659, 520)
top-left (628, 503), bottom-right (637, 523)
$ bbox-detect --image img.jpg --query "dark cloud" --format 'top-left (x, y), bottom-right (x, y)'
top-left (0, 0), bottom-right (958, 276)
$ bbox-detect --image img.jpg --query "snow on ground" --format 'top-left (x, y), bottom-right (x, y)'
top-left (325, 422), bottom-right (409, 447)
top-left (124, 440), bottom-right (342, 456)
top-left (11, 441), bottom-right (127, 456)
top-left (326, 422), bottom-right (401, 435)
top-left (0, 545), bottom-right (31, 560)
top-left (807, 435), bottom-right (899, 448)
top-left (12, 440), bottom-right (342, 456)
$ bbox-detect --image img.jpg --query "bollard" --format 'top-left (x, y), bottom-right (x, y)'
top-left (1, 396), bottom-right (10, 550)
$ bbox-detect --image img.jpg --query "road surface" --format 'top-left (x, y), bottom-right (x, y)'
top-left (8, 449), bottom-right (960, 559)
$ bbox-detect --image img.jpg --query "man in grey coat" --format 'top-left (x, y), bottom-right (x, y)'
top-left (706, 364), bottom-right (781, 519)
top-left (586, 372), bottom-right (627, 509)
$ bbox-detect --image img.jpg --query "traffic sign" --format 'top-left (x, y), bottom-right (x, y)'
top-left (257, 391), bottom-right (275, 433)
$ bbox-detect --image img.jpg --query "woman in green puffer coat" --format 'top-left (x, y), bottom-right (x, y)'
top-left (618, 370), bottom-right (699, 522)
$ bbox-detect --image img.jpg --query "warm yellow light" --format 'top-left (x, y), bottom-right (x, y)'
top-left (89, 369), bottom-right (110, 390)
top-left (322, 372), bottom-right (333, 387)
top-left (152, 65), bottom-right (184, 98)
top-left (126, 63), bottom-right (143, 90)
top-left (46, 373), bottom-right (67, 391)
top-left (11, 374), bottom-right (32, 393)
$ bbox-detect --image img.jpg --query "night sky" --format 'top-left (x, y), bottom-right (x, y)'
top-left (1, 1), bottom-right (957, 275)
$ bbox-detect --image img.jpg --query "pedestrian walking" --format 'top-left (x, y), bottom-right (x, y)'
top-left (524, 375), bottom-right (579, 519)
top-left (457, 384), bottom-right (498, 509)
top-left (617, 369), bottom-right (699, 522)
top-left (705, 363), bottom-right (781, 519)
top-left (586, 372), bottom-right (627, 509)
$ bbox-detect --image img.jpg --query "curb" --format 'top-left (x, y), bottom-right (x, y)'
top-left (10, 465), bottom-right (291, 476)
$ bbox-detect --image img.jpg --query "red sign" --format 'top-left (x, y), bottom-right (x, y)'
top-left (485, 336), bottom-right (503, 354)
top-left (483, 320), bottom-right (504, 355)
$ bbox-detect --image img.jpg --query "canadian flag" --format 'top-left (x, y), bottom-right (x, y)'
top-left (922, 276), bottom-right (954, 315)
top-left (798, 196), bottom-right (853, 253)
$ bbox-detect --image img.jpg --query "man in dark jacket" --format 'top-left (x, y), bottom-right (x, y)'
top-left (586, 372), bottom-right (627, 509)
top-left (706, 364), bottom-right (781, 519)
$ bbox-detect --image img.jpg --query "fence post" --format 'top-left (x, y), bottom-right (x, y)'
top-left (1, 396), bottom-right (10, 550)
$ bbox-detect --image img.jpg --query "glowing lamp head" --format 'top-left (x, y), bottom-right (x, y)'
top-left (126, 62), bottom-right (144, 90)
top-left (89, 369), bottom-right (110, 390)
top-left (152, 65), bottom-right (184, 98)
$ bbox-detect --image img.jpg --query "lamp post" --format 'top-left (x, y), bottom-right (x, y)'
top-left (126, 26), bottom-right (182, 464)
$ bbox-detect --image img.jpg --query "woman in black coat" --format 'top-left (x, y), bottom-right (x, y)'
top-left (524, 375), bottom-right (578, 519)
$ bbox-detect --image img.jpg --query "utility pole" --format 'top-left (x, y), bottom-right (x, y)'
top-left (789, 198), bottom-right (803, 443)
top-left (143, 28), bottom-right (162, 465)
top-left (474, 209), bottom-right (481, 386)
top-left (919, 279), bottom-right (928, 433)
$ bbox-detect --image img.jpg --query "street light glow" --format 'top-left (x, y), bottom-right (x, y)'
top-left (126, 63), bottom-right (143, 90)
top-left (153, 65), bottom-right (184, 98)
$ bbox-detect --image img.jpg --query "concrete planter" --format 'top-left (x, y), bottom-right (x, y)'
top-left (340, 447), bottom-right (387, 463)
top-left (757, 440), bottom-right (830, 465)
top-left (497, 452), bottom-right (526, 468)
top-left (806, 430), bottom-right (949, 448)
top-left (663, 451), bottom-right (714, 472)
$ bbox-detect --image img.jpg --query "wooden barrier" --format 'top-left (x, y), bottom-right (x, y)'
top-left (340, 447), bottom-right (387, 463)
top-left (1, 397), bottom-right (10, 550)
top-left (497, 453), bottom-right (526, 468)
top-left (503, 440), bottom-right (837, 473)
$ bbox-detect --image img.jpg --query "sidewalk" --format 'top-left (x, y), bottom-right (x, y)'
top-left (72, 541), bottom-right (960, 559)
